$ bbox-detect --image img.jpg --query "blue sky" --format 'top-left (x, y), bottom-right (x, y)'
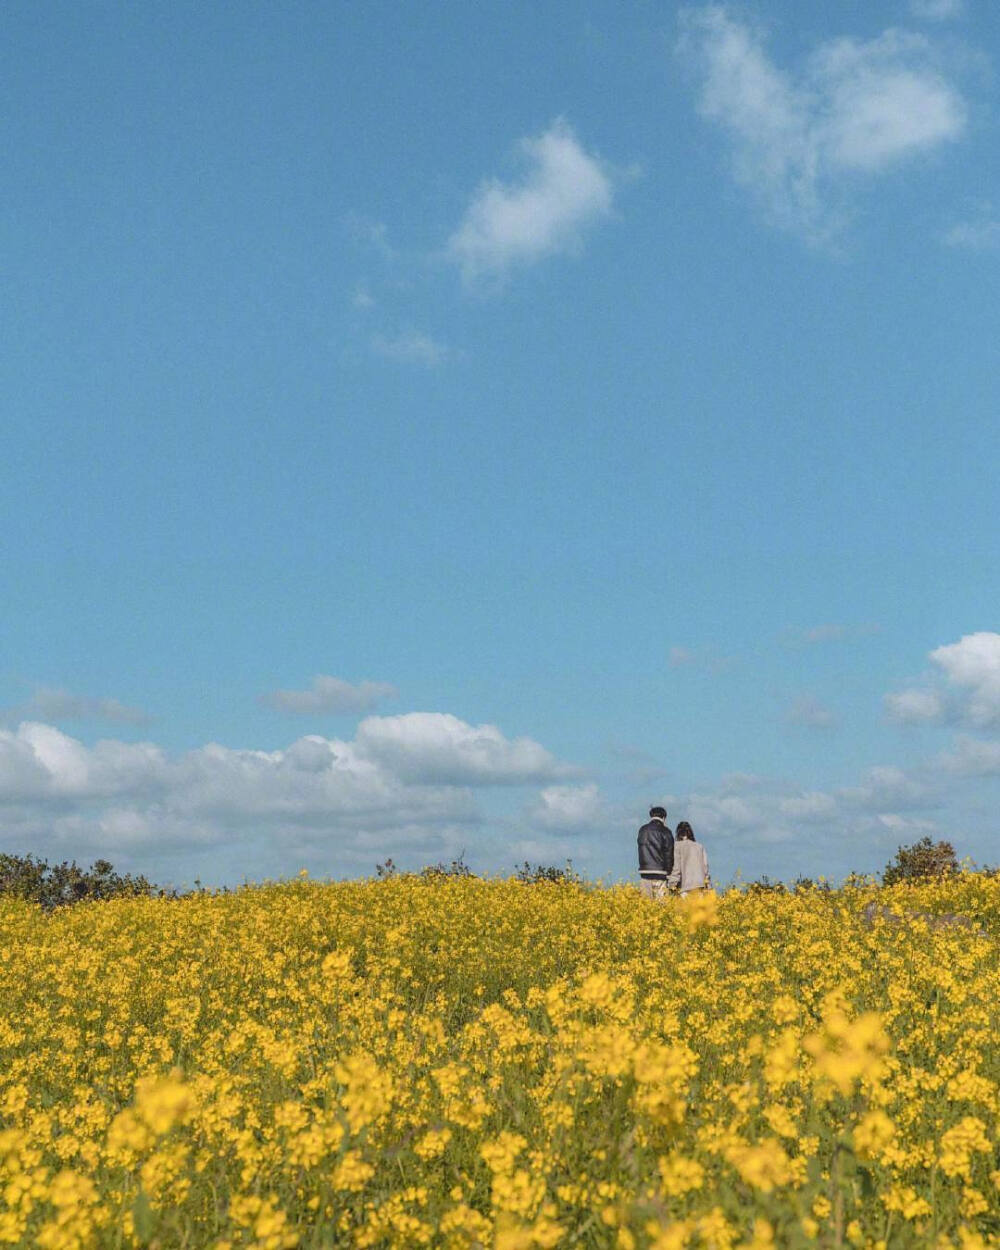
top-left (2, 0), bottom-right (998, 887)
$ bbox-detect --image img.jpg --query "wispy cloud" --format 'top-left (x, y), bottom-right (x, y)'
top-left (909, 0), bottom-right (964, 20)
top-left (344, 215), bottom-right (396, 261)
top-left (785, 695), bottom-right (837, 730)
top-left (884, 688), bottom-right (946, 724)
top-left (939, 734), bottom-right (1000, 777)
top-left (784, 622), bottom-right (879, 646)
top-left (352, 283), bottom-right (376, 309)
top-left (448, 119), bottom-right (617, 286)
top-left (679, 7), bottom-right (967, 242)
top-left (370, 329), bottom-right (449, 367)
top-left (4, 687), bottom-right (149, 726)
top-left (944, 216), bottom-right (1000, 250)
top-left (668, 644), bottom-right (736, 672)
top-left (260, 676), bottom-right (398, 716)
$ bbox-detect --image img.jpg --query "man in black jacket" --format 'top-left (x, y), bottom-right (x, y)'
top-left (637, 806), bottom-right (675, 899)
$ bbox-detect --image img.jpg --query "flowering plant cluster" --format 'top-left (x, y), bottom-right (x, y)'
top-left (0, 871), bottom-right (997, 1247)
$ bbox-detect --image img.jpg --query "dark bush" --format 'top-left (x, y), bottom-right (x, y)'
top-left (0, 853), bottom-right (163, 909)
top-left (419, 854), bottom-right (475, 880)
top-left (373, 854), bottom-right (476, 881)
top-left (882, 837), bottom-right (959, 887)
top-left (744, 875), bottom-right (787, 895)
top-left (514, 861), bottom-right (581, 885)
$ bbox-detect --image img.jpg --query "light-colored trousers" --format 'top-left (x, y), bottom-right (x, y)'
top-left (640, 879), bottom-right (670, 901)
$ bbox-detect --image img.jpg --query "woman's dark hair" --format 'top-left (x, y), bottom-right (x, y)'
top-left (675, 821), bottom-right (695, 841)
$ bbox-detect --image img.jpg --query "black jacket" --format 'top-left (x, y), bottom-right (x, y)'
top-left (637, 819), bottom-right (674, 879)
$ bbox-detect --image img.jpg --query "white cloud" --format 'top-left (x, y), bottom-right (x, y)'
top-left (875, 812), bottom-right (940, 837)
top-left (370, 329), bottom-right (449, 367)
top-left (448, 119), bottom-right (616, 285)
top-left (939, 735), bottom-right (1000, 776)
top-left (813, 32), bottom-right (964, 172)
top-left (777, 791), bottom-right (837, 821)
top-left (680, 7), bottom-right (966, 240)
top-left (525, 783), bottom-right (605, 832)
top-left (944, 218), bottom-right (1000, 249)
top-left (4, 687), bottom-right (149, 726)
top-left (260, 676), bottom-right (397, 716)
top-left (0, 712), bottom-right (578, 871)
top-left (886, 632), bottom-right (1000, 730)
top-left (354, 712), bottom-right (573, 785)
top-left (910, 0), bottom-right (964, 19)
top-left (0, 723), bottom-right (168, 800)
top-left (884, 687), bottom-right (946, 724)
top-left (930, 633), bottom-right (1000, 727)
top-left (785, 695), bottom-right (837, 729)
top-left (839, 764), bottom-right (935, 810)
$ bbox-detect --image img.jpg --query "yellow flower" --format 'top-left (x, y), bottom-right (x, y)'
top-left (939, 1116), bottom-right (991, 1180)
top-left (414, 1127), bottom-right (452, 1160)
top-left (803, 1010), bottom-right (889, 1096)
top-left (679, 890), bottom-right (720, 930)
top-left (852, 1109), bottom-right (896, 1160)
top-left (763, 1104), bottom-right (798, 1140)
top-left (739, 1219), bottom-right (775, 1249)
top-left (480, 1132), bottom-right (527, 1174)
top-left (330, 1150), bottom-right (374, 1192)
top-left (764, 1029), bottom-right (801, 1090)
top-left (658, 1154), bottom-right (705, 1196)
top-left (333, 1051), bottom-right (393, 1134)
top-left (133, 1070), bottom-right (196, 1136)
top-left (724, 1139), bottom-right (795, 1193)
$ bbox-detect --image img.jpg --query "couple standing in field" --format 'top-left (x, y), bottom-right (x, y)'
top-left (637, 806), bottom-right (711, 900)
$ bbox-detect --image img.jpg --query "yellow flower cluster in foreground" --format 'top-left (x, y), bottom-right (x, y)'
top-left (0, 872), bottom-right (998, 1248)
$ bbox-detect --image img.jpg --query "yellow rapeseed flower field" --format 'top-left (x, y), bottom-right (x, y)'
top-left (0, 873), bottom-right (998, 1248)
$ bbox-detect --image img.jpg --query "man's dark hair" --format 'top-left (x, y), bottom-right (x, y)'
top-left (649, 806), bottom-right (667, 820)
top-left (676, 821), bottom-right (695, 841)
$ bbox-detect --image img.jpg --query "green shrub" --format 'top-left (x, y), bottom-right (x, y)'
top-left (882, 837), bottom-right (958, 887)
top-left (0, 853), bottom-right (163, 908)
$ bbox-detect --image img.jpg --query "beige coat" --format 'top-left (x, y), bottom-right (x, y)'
top-left (674, 839), bottom-right (710, 893)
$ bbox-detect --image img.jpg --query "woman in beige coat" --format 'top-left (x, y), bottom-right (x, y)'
top-left (673, 822), bottom-right (711, 894)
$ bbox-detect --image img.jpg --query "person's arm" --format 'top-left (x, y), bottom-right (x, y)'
top-left (664, 831), bottom-right (679, 889)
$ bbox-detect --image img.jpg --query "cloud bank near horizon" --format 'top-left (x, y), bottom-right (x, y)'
top-left (0, 712), bottom-right (577, 879)
top-left (3, 633), bottom-right (998, 884)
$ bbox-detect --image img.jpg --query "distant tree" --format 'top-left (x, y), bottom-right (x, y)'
top-left (882, 837), bottom-right (959, 887)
